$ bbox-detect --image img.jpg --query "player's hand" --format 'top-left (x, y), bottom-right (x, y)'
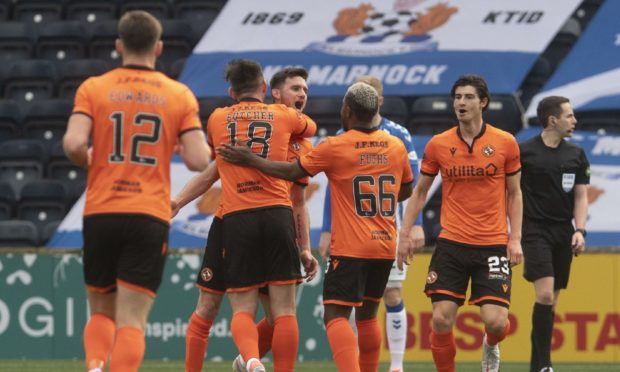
top-left (300, 250), bottom-right (318, 282)
top-left (318, 232), bottom-right (331, 262)
top-left (507, 239), bottom-right (523, 266)
top-left (572, 231), bottom-right (586, 257)
top-left (397, 229), bottom-right (414, 270)
top-left (216, 140), bottom-right (253, 165)
top-left (170, 198), bottom-right (181, 218)
top-left (410, 225), bottom-right (426, 250)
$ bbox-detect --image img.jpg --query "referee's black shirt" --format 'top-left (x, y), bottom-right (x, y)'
top-left (520, 134), bottom-right (590, 223)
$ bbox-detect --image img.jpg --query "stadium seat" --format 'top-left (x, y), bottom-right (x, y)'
top-left (57, 59), bottom-right (111, 99)
top-left (120, 0), bottom-right (171, 20)
top-left (574, 0), bottom-right (604, 30)
top-left (408, 95), bottom-right (456, 135)
top-left (40, 219), bottom-right (61, 244)
top-left (0, 100), bottom-right (22, 144)
top-left (0, 220), bottom-right (39, 247)
top-left (304, 97), bottom-right (343, 135)
top-left (13, 0), bottom-right (63, 24)
top-left (576, 111), bottom-right (620, 134)
top-left (422, 189), bottom-right (442, 246)
top-left (159, 20), bottom-right (195, 70)
top-left (519, 57), bottom-right (552, 108)
top-left (482, 95), bottom-right (524, 134)
top-left (47, 141), bottom-right (87, 196)
top-left (169, 58), bottom-right (186, 80)
top-left (0, 22), bottom-right (37, 64)
top-left (88, 21), bottom-right (122, 66)
top-left (66, 0), bottom-right (119, 23)
top-left (0, 182), bottom-right (17, 220)
top-left (381, 96), bottom-right (408, 126)
top-left (22, 99), bottom-right (73, 151)
top-left (35, 21), bottom-right (88, 62)
top-left (173, 0), bottom-right (224, 26)
top-left (543, 18), bottom-right (581, 71)
top-left (0, 0), bottom-right (11, 20)
top-left (3, 59), bottom-right (57, 108)
top-left (17, 179), bottom-right (68, 236)
top-left (0, 139), bottom-right (47, 196)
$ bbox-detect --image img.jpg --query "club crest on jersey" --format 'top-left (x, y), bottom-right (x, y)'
top-left (562, 173), bottom-right (576, 192)
top-left (292, 142), bottom-right (300, 151)
top-left (481, 144), bottom-right (495, 157)
top-left (200, 268), bottom-right (214, 282)
top-left (426, 270), bottom-right (438, 284)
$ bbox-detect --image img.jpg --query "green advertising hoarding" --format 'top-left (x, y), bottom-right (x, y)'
top-left (0, 252), bottom-right (331, 360)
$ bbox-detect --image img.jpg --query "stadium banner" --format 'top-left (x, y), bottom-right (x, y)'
top-left (180, 0), bottom-right (580, 97)
top-left (1, 252), bottom-right (618, 362)
top-left (526, 0), bottom-right (620, 116)
top-left (517, 128), bottom-right (620, 247)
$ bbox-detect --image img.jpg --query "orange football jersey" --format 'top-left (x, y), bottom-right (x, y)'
top-left (74, 66), bottom-right (203, 222)
top-left (207, 99), bottom-right (316, 216)
top-left (288, 137), bottom-right (313, 187)
top-left (421, 124), bottom-right (521, 245)
top-left (300, 128), bottom-right (413, 260)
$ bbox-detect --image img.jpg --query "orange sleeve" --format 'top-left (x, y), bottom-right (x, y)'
top-left (73, 78), bottom-right (93, 118)
top-left (505, 135), bottom-right (521, 175)
top-left (401, 147), bottom-right (414, 184)
top-left (299, 138), bottom-right (331, 176)
top-left (178, 88), bottom-right (202, 135)
top-left (292, 110), bottom-right (317, 138)
top-left (420, 137), bottom-right (439, 176)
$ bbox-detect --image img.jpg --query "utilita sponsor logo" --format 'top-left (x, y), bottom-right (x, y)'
top-left (444, 163), bottom-right (497, 178)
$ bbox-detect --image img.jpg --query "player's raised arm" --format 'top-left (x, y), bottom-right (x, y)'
top-left (171, 161), bottom-right (220, 218)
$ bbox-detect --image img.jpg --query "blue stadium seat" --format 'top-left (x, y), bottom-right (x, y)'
top-left (482, 95), bottom-right (524, 134)
top-left (381, 96), bottom-right (408, 126)
top-left (120, 0), bottom-right (171, 20)
top-left (57, 58), bottom-right (111, 99)
top-left (22, 99), bottom-right (73, 151)
top-left (0, 22), bottom-right (37, 64)
top-left (35, 21), bottom-right (88, 62)
top-left (17, 179), bottom-right (68, 236)
top-left (0, 182), bottom-right (17, 220)
top-left (0, 220), bottom-right (39, 247)
top-left (408, 95), bottom-right (456, 135)
top-left (0, 139), bottom-right (47, 196)
top-left (13, 0), bottom-right (63, 25)
top-left (3, 59), bottom-right (57, 108)
top-left (304, 97), bottom-right (342, 136)
top-left (0, 100), bottom-right (22, 144)
top-left (66, 0), bottom-right (119, 24)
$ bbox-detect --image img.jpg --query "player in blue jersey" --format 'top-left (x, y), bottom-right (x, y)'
top-left (317, 75), bottom-right (425, 372)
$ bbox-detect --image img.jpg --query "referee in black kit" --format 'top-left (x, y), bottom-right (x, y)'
top-left (520, 95), bottom-right (590, 372)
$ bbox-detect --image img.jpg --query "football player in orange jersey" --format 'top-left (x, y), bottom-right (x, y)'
top-left (63, 10), bottom-right (210, 372)
top-left (218, 82), bottom-right (413, 372)
top-left (175, 67), bottom-right (318, 372)
top-left (397, 75), bottom-right (523, 372)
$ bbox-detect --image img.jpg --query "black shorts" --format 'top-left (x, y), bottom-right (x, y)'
top-left (196, 217), bottom-right (226, 294)
top-left (83, 214), bottom-right (168, 297)
top-left (424, 239), bottom-right (512, 308)
top-left (522, 219), bottom-right (574, 289)
top-left (323, 256), bottom-right (393, 307)
top-left (222, 207), bottom-right (302, 291)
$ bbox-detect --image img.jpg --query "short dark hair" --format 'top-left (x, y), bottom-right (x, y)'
top-left (118, 10), bottom-right (161, 55)
top-left (450, 74), bottom-right (491, 111)
top-left (225, 59), bottom-right (264, 97)
top-left (537, 96), bottom-right (570, 128)
top-left (345, 82), bottom-right (379, 123)
top-left (269, 67), bottom-right (308, 90)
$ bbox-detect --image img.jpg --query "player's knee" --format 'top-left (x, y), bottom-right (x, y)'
top-left (383, 287), bottom-right (402, 307)
top-left (484, 317), bottom-right (508, 336)
top-left (195, 293), bottom-right (223, 320)
top-left (536, 290), bottom-right (554, 305)
top-left (431, 312), bottom-right (454, 332)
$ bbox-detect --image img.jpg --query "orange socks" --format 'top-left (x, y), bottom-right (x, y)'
top-left (231, 311), bottom-right (260, 363)
top-left (185, 312), bottom-right (213, 372)
top-left (84, 313), bottom-right (115, 370)
top-left (271, 315), bottom-right (298, 372)
top-left (430, 330), bottom-right (456, 372)
top-left (486, 319), bottom-right (511, 346)
top-left (356, 319), bottom-right (381, 372)
top-left (109, 326), bottom-right (145, 372)
top-left (326, 318), bottom-right (360, 372)
top-left (256, 317), bottom-right (275, 358)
